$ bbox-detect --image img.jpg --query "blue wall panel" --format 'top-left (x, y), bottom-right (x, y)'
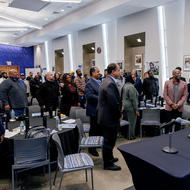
top-left (0, 44), bottom-right (34, 74)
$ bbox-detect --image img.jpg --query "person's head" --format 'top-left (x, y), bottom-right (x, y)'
top-left (143, 72), bottom-right (149, 79)
top-left (20, 73), bottom-right (25, 80)
top-left (76, 69), bottom-right (82, 77)
top-left (125, 74), bottom-right (134, 84)
top-left (70, 71), bottom-right (74, 76)
top-left (2, 72), bottom-right (7, 79)
top-left (46, 72), bottom-right (54, 81)
top-left (54, 73), bottom-right (60, 80)
top-left (37, 72), bottom-right (41, 76)
top-left (176, 67), bottom-right (182, 71)
top-left (107, 63), bottom-right (120, 79)
top-left (90, 67), bottom-right (100, 80)
top-left (120, 70), bottom-right (123, 77)
top-left (149, 62), bottom-right (154, 69)
top-left (34, 75), bottom-right (39, 80)
top-left (29, 72), bottom-right (33, 77)
top-left (62, 73), bottom-right (72, 85)
top-left (84, 74), bottom-right (88, 79)
top-left (104, 69), bottom-right (108, 77)
top-left (9, 69), bottom-right (18, 79)
top-left (172, 69), bottom-right (181, 82)
top-left (148, 70), bottom-right (154, 78)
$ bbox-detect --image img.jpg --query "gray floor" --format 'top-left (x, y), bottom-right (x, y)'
top-left (0, 136), bottom-right (136, 190)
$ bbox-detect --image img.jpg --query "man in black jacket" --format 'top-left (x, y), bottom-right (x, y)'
top-left (38, 72), bottom-right (59, 118)
top-left (142, 70), bottom-right (159, 100)
top-left (97, 63), bottom-right (122, 171)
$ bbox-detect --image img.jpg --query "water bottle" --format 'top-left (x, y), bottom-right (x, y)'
top-left (56, 116), bottom-right (61, 131)
top-left (20, 121), bottom-right (25, 135)
top-left (10, 109), bottom-right (16, 122)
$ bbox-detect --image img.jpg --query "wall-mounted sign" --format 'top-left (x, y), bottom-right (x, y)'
top-left (97, 47), bottom-right (101, 54)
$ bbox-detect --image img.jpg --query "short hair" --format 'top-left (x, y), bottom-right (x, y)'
top-left (90, 67), bottom-right (97, 76)
top-left (176, 67), bottom-right (182, 71)
top-left (125, 74), bottom-right (134, 84)
top-left (148, 70), bottom-right (153, 75)
top-left (107, 63), bottom-right (117, 75)
top-left (104, 69), bottom-right (107, 72)
top-left (76, 69), bottom-right (80, 74)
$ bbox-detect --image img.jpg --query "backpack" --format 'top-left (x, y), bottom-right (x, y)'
top-left (26, 126), bottom-right (50, 139)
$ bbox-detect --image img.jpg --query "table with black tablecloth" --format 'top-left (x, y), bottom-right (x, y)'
top-left (118, 128), bottom-right (190, 190)
top-left (0, 117), bottom-right (79, 177)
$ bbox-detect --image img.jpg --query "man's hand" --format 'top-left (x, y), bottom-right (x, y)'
top-left (171, 104), bottom-right (178, 110)
top-left (4, 104), bottom-right (10, 110)
top-left (136, 111), bottom-right (140, 117)
top-left (77, 102), bottom-right (81, 107)
top-left (0, 134), bottom-right (4, 144)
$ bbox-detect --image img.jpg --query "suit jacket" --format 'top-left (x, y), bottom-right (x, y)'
top-left (97, 76), bottom-right (121, 127)
top-left (85, 78), bottom-right (100, 117)
top-left (163, 79), bottom-right (188, 112)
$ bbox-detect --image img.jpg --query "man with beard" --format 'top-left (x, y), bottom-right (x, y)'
top-left (38, 72), bottom-right (59, 118)
top-left (142, 70), bottom-right (159, 100)
top-left (163, 69), bottom-right (188, 130)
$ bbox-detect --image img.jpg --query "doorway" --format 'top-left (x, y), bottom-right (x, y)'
top-left (55, 49), bottom-right (64, 73)
top-left (124, 32), bottom-right (145, 78)
top-left (83, 43), bottom-right (95, 76)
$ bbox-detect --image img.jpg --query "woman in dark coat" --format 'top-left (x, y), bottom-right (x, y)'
top-left (60, 73), bottom-right (80, 116)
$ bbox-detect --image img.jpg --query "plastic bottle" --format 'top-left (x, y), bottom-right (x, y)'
top-left (10, 109), bottom-right (16, 122)
top-left (20, 121), bottom-right (25, 135)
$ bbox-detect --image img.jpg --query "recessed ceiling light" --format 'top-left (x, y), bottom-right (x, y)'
top-left (41, 0), bottom-right (81, 3)
top-left (137, 38), bottom-right (142, 43)
top-left (44, 18), bottom-right (49, 21)
top-left (91, 47), bottom-right (95, 50)
top-left (61, 9), bottom-right (65, 12)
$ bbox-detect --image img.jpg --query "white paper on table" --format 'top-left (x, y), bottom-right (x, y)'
top-left (60, 123), bottom-right (76, 129)
top-left (32, 112), bottom-right (41, 117)
top-left (5, 130), bottom-right (19, 138)
top-left (63, 119), bottom-right (76, 124)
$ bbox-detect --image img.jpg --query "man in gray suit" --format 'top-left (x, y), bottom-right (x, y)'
top-left (97, 63), bottom-right (122, 171)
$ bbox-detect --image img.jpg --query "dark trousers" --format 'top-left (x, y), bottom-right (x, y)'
top-left (165, 109), bottom-right (182, 131)
top-left (102, 124), bottom-right (119, 167)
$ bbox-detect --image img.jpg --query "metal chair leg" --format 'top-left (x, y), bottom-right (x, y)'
top-left (85, 169), bottom-right (88, 182)
top-left (12, 168), bottom-right (14, 190)
top-left (91, 168), bottom-right (94, 190)
top-left (48, 163), bottom-right (52, 190)
top-left (53, 165), bottom-right (58, 185)
top-left (58, 173), bottom-right (64, 190)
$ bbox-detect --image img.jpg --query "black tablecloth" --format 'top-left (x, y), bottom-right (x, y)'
top-left (118, 128), bottom-right (190, 190)
top-left (0, 117), bottom-right (79, 177)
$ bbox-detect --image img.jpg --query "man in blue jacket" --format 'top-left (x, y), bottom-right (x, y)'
top-left (85, 67), bottom-right (101, 156)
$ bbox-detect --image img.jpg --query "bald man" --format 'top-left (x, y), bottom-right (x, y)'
top-left (38, 72), bottom-right (59, 117)
top-left (163, 69), bottom-right (188, 130)
top-left (0, 69), bottom-right (28, 116)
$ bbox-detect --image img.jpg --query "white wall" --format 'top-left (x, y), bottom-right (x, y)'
top-left (34, 44), bottom-right (46, 69)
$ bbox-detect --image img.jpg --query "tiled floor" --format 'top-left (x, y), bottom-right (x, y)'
top-left (0, 136), bottom-right (137, 190)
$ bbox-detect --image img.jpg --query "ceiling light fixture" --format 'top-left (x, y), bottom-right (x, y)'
top-left (91, 47), bottom-right (95, 50)
top-left (0, 27), bottom-right (28, 32)
top-left (41, 0), bottom-right (81, 3)
top-left (137, 38), bottom-right (142, 43)
top-left (61, 9), bottom-right (65, 12)
top-left (44, 18), bottom-right (49, 21)
top-left (0, 14), bottom-right (42, 29)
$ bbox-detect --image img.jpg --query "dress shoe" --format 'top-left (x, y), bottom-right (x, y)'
top-left (104, 164), bottom-right (121, 171)
top-left (110, 157), bottom-right (119, 163)
top-left (88, 150), bottom-right (99, 157)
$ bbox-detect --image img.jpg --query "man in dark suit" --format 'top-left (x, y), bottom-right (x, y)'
top-left (85, 67), bottom-right (101, 157)
top-left (97, 63), bottom-right (122, 171)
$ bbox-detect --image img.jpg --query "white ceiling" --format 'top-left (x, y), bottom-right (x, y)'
top-left (0, 0), bottom-right (175, 46)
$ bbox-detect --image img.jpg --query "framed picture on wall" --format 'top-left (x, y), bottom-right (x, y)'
top-left (183, 55), bottom-right (190, 71)
top-left (135, 54), bottom-right (142, 68)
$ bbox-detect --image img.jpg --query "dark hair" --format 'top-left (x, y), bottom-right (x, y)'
top-left (107, 63), bottom-right (117, 74)
top-left (148, 70), bottom-right (153, 75)
top-left (76, 69), bottom-right (80, 74)
top-left (176, 67), bottom-right (182, 71)
top-left (104, 69), bottom-right (107, 72)
top-left (90, 67), bottom-right (97, 76)
top-left (62, 73), bottom-right (72, 86)
top-left (125, 75), bottom-right (134, 84)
